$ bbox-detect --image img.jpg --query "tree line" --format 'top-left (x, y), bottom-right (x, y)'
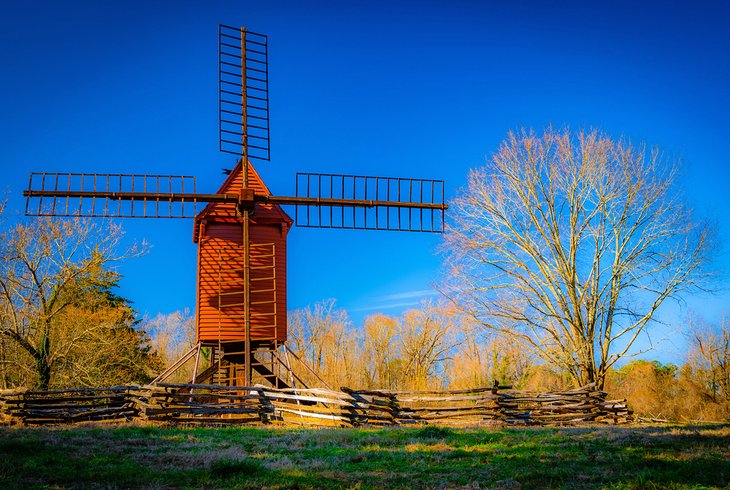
top-left (285, 298), bottom-right (729, 421)
top-left (0, 128), bottom-right (726, 421)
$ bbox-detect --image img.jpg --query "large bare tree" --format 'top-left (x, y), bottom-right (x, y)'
top-left (445, 128), bottom-right (713, 388)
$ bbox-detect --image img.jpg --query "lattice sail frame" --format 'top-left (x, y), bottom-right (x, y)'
top-left (219, 25), bottom-right (271, 160)
top-left (25, 172), bottom-right (199, 218)
top-left (294, 172), bottom-right (446, 232)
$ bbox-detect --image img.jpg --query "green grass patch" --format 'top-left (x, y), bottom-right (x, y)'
top-left (413, 425), bottom-right (454, 439)
top-left (0, 423), bottom-right (728, 488)
top-left (210, 457), bottom-right (265, 478)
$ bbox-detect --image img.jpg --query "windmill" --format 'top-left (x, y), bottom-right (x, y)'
top-left (22, 25), bottom-right (447, 388)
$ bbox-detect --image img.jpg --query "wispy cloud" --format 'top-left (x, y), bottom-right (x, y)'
top-left (350, 301), bottom-right (422, 312)
top-left (349, 289), bottom-right (443, 313)
top-left (382, 289), bottom-right (441, 301)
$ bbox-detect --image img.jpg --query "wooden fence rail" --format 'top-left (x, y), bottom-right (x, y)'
top-left (0, 386), bottom-right (137, 425)
top-left (0, 383), bottom-right (632, 426)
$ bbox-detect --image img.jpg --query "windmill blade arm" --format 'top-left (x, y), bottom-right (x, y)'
top-left (259, 195), bottom-right (448, 211)
top-left (24, 189), bottom-right (233, 203)
top-left (22, 172), bottom-right (222, 218)
top-left (291, 172), bottom-right (447, 232)
top-left (219, 25), bottom-right (271, 160)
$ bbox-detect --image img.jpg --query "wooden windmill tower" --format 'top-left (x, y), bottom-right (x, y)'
top-left (23, 25), bottom-right (447, 388)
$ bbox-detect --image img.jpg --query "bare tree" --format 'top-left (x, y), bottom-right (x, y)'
top-left (0, 217), bottom-right (147, 389)
top-left (398, 303), bottom-right (456, 390)
top-left (362, 313), bottom-right (400, 389)
top-left (447, 327), bottom-right (533, 390)
top-left (445, 128), bottom-right (713, 388)
top-left (287, 299), bottom-right (363, 388)
top-left (687, 314), bottom-right (730, 402)
top-left (144, 309), bottom-right (199, 383)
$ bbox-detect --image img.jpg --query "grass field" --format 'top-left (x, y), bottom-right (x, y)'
top-left (0, 423), bottom-right (728, 489)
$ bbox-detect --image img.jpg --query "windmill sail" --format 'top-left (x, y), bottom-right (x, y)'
top-left (293, 172), bottom-right (446, 232)
top-left (218, 25), bottom-right (271, 161)
top-left (24, 172), bottom-right (201, 218)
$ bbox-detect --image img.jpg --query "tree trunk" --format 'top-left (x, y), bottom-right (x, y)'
top-left (575, 338), bottom-right (598, 388)
top-left (35, 331), bottom-right (52, 390)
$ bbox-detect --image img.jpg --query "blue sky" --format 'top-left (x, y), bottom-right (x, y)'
top-left (1, 0), bottom-right (729, 363)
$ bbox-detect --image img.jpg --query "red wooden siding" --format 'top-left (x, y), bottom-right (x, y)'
top-left (194, 161), bottom-right (292, 344)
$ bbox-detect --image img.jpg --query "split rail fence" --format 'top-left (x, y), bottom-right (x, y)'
top-left (0, 383), bottom-right (632, 426)
top-left (0, 386), bottom-right (136, 425)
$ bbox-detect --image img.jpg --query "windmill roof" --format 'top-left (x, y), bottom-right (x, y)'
top-left (193, 160), bottom-right (293, 243)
